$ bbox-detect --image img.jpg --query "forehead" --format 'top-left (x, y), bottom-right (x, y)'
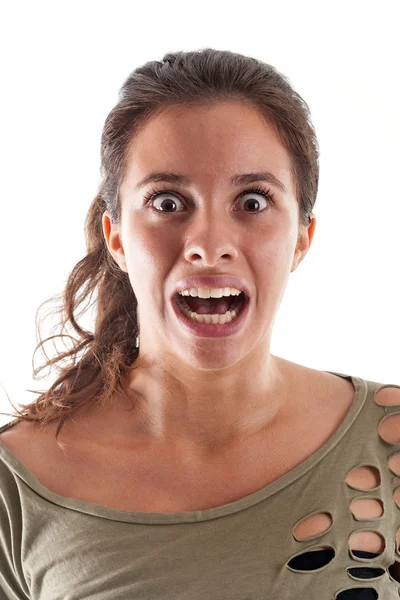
top-left (123, 101), bottom-right (294, 195)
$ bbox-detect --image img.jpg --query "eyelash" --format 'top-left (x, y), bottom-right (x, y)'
top-left (142, 185), bottom-right (275, 216)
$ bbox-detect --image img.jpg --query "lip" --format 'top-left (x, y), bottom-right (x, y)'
top-left (171, 275), bottom-right (251, 300)
top-left (171, 292), bottom-right (251, 338)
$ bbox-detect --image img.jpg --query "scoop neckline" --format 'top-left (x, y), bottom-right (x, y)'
top-left (0, 371), bottom-right (367, 525)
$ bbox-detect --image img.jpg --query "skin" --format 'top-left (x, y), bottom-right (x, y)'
top-left (100, 100), bottom-right (317, 459)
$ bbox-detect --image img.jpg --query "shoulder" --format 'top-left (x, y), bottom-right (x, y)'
top-left (0, 420), bottom-right (32, 453)
top-left (0, 420), bottom-right (52, 472)
top-left (0, 420), bottom-right (77, 500)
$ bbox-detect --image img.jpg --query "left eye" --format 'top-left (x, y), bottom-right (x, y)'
top-left (237, 191), bottom-right (271, 212)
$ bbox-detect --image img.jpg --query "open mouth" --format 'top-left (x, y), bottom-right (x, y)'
top-left (174, 291), bottom-right (247, 325)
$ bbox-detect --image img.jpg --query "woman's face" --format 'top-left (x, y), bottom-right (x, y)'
top-left (103, 101), bottom-right (315, 369)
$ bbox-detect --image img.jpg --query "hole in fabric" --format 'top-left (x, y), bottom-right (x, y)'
top-left (350, 498), bottom-right (384, 520)
top-left (345, 466), bottom-right (381, 490)
top-left (335, 588), bottom-right (378, 599)
top-left (374, 385), bottom-right (400, 407)
top-left (349, 531), bottom-right (385, 558)
top-left (286, 545), bottom-right (335, 572)
top-left (292, 511), bottom-right (333, 541)
top-left (347, 565), bottom-right (385, 580)
top-left (351, 551), bottom-right (381, 560)
top-left (378, 413), bottom-right (400, 445)
top-left (388, 452), bottom-right (400, 476)
top-left (394, 488), bottom-right (400, 508)
top-left (388, 559), bottom-right (400, 583)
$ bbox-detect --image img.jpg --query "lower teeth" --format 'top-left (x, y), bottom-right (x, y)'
top-left (176, 297), bottom-right (244, 324)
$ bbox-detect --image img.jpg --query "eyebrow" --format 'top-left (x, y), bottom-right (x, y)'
top-left (136, 171), bottom-right (287, 194)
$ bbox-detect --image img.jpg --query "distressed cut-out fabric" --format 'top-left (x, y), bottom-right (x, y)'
top-left (1, 371), bottom-right (400, 599)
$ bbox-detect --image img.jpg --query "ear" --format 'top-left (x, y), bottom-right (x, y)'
top-left (102, 210), bottom-right (128, 273)
top-left (291, 213), bottom-right (317, 272)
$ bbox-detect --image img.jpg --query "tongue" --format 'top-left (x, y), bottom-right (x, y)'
top-left (186, 296), bottom-right (232, 315)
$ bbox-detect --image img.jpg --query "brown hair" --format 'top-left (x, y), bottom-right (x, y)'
top-left (0, 48), bottom-right (319, 447)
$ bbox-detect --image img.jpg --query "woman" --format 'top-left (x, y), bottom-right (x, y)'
top-left (1, 48), bottom-right (400, 599)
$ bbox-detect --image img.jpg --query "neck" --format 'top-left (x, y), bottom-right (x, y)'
top-left (87, 353), bottom-right (295, 456)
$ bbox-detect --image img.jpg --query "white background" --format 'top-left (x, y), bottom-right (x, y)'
top-left (0, 0), bottom-right (399, 426)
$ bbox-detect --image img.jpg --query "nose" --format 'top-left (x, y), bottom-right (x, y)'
top-left (182, 218), bottom-right (239, 266)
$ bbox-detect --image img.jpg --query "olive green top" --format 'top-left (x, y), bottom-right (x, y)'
top-left (1, 371), bottom-right (400, 599)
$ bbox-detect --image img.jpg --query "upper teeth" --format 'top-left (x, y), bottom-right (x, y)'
top-left (178, 287), bottom-right (242, 298)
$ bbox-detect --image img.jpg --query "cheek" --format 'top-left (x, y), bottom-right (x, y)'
top-left (122, 231), bottom-right (174, 304)
top-left (124, 216), bottom-right (177, 261)
top-left (250, 228), bottom-right (294, 267)
top-left (122, 216), bottom-right (170, 268)
top-left (125, 238), bottom-right (161, 281)
top-left (248, 233), bottom-right (297, 304)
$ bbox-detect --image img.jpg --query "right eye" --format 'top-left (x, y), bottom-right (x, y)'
top-left (143, 188), bottom-right (185, 213)
top-left (151, 193), bottom-right (184, 213)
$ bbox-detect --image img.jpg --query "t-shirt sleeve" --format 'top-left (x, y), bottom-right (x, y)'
top-left (0, 459), bottom-right (30, 599)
